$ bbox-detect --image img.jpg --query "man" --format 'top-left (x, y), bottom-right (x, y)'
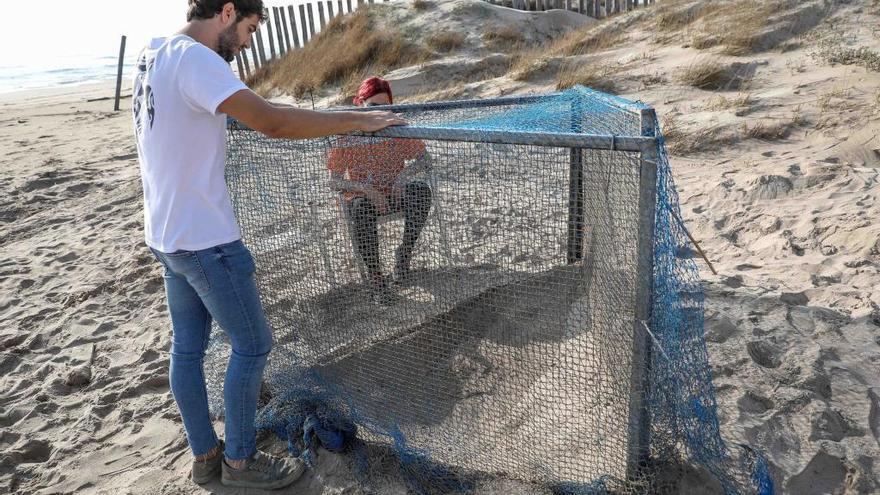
top-left (328, 77), bottom-right (433, 303)
top-left (132, 1), bottom-right (404, 489)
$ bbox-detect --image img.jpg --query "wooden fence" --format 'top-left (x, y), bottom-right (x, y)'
top-left (235, 0), bottom-right (389, 79)
top-left (483, 0), bottom-right (656, 17)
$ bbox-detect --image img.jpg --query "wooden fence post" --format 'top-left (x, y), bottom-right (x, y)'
top-left (307, 3), bottom-right (316, 39)
top-left (235, 53), bottom-right (245, 79)
top-left (267, 8), bottom-right (277, 59)
top-left (288, 5), bottom-right (301, 48)
top-left (255, 27), bottom-right (267, 65)
top-left (274, 6), bottom-right (285, 56)
top-left (114, 35), bottom-right (126, 112)
top-left (250, 34), bottom-right (261, 69)
top-left (318, 2), bottom-right (327, 31)
top-left (280, 7), bottom-right (293, 51)
top-left (300, 4), bottom-right (311, 45)
top-left (241, 50), bottom-right (251, 79)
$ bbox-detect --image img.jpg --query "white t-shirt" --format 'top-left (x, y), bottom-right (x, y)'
top-left (133, 34), bottom-right (247, 253)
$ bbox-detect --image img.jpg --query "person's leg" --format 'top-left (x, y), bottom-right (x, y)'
top-left (192, 241), bottom-right (274, 463)
top-left (348, 197), bottom-right (383, 282)
top-left (151, 249), bottom-right (220, 458)
top-left (396, 181), bottom-right (432, 278)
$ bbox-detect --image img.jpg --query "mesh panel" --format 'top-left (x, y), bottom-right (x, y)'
top-left (204, 87), bottom-right (775, 495)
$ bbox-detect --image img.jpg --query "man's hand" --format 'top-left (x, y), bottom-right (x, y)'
top-left (219, 89), bottom-right (406, 140)
top-left (356, 111), bottom-right (407, 133)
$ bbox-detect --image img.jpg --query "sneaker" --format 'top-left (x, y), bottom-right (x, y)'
top-left (221, 451), bottom-right (305, 490)
top-left (191, 440), bottom-right (224, 484)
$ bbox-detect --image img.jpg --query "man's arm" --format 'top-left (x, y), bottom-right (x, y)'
top-left (218, 89), bottom-right (405, 139)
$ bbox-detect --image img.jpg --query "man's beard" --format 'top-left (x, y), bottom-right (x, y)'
top-left (217, 24), bottom-right (239, 62)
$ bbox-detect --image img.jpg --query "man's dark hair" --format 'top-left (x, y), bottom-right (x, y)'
top-left (187, 0), bottom-right (268, 23)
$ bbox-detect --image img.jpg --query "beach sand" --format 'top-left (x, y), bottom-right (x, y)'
top-left (3, 0), bottom-right (880, 493)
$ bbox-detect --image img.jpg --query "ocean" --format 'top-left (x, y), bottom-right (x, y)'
top-left (0, 0), bottom-right (319, 95)
top-left (0, 53), bottom-right (138, 95)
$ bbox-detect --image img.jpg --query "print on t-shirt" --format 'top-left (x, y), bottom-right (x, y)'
top-left (133, 54), bottom-right (156, 137)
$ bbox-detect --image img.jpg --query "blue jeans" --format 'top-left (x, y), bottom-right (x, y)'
top-left (150, 240), bottom-right (273, 461)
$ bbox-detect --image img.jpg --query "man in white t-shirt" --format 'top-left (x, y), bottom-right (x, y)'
top-left (133, 0), bottom-right (404, 489)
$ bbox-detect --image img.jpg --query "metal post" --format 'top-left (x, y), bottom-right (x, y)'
top-left (113, 35), bottom-right (127, 112)
top-left (567, 97), bottom-right (585, 265)
top-left (627, 108), bottom-right (658, 483)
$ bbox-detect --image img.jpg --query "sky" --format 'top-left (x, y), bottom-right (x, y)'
top-left (4, 0), bottom-right (303, 68)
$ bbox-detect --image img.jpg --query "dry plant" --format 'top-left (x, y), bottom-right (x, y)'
top-left (740, 120), bottom-right (791, 140)
top-left (555, 62), bottom-right (618, 94)
top-left (704, 93), bottom-right (753, 111)
top-left (691, 34), bottom-right (720, 50)
top-left (639, 71), bottom-right (667, 89)
top-left (248, 10), bottom-right (426, 98)
top-left (508, 48), bottom-right (554, 82)
top-left (676, 58), bottom-right (750, 90)
top-left (482, 24), bottom-right (525, 51)
top-left (426, 32), bottom-right (466, 53)
top-left (662, 114), bottom-right (734, 155)
top-left (817, 88), bottom-right (850, 112)
top-left (653, 1), bottom-right (720, 33)
top-left (688, 0), bottom-right (812, 55)
top-left (817, 46), bottom-right (880, 72)
top-left (411, 0), bottom-right (431, 10)
top-left (548, 22), bottom-right (624, 57)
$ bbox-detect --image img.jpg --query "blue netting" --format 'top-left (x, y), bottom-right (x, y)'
top-left (221, 86), bottom-right (774, 494)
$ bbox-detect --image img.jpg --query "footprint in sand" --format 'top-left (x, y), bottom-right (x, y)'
top-left (94, 322), bottom-right (115, 335)
top-left (11, 438), bottom-right (52, 464)
top-left (746, 340), bottom-right (783, 368)
top-left (55, 252), bottom-right (78, 263)
top-left (65, 183), bottom-right (92, 194)
top-left (20, 174), bottom-right (74, 193)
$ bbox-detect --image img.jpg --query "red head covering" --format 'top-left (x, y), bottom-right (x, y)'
top-left (353, 76), bottom-right (393, 106)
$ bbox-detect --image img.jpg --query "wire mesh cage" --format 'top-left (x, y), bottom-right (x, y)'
top-left (207, 87), bottom-right (774, 494)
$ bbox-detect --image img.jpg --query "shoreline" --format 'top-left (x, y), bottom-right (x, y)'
top-left (0, 79), bottom-right (133, 109)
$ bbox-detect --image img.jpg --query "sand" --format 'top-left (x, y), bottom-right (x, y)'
top-left (3, 0), bottom-right (880, 493)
